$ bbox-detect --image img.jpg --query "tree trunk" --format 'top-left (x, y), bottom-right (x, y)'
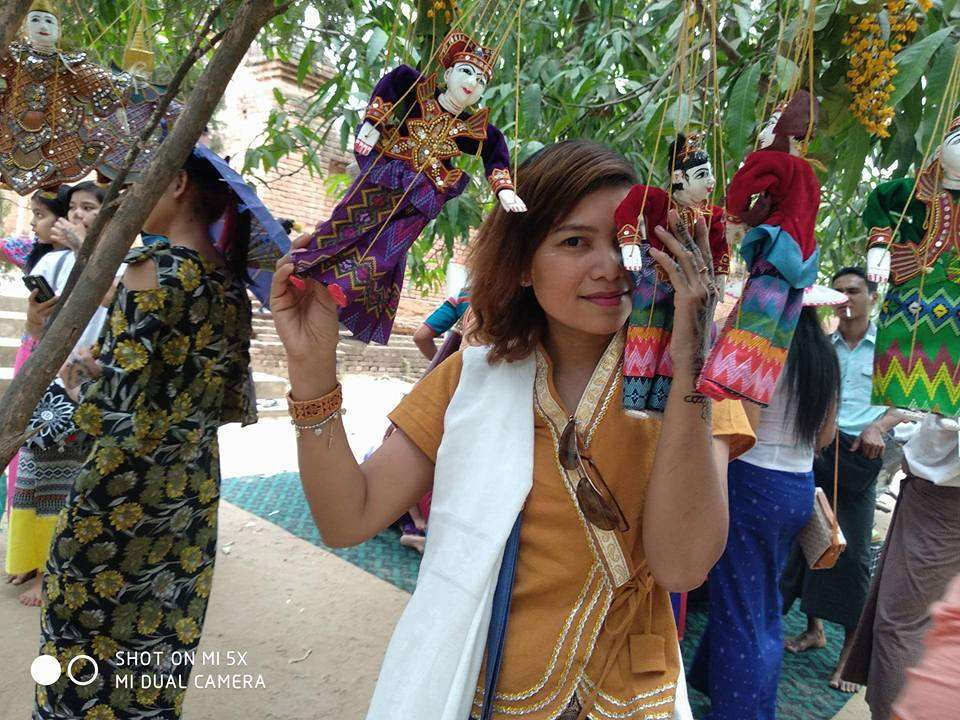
top-left (0, 0), bottom-right (32, 52)
top-left (0, 0), bottom-right (293, 468)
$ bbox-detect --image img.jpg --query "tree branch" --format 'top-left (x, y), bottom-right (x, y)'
top-left (0, 0), bottom-right (298, 468)
top-left (0, 0), bottom-right (32, 51)
top-left (55, 5), bottom-right (228, 310)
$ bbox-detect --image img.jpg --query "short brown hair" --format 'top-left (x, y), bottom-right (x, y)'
top-left (467, 140), bottom-right (636, 362)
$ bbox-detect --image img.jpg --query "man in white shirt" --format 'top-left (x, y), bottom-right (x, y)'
top-left (841, 413), bottom-right (960, 719)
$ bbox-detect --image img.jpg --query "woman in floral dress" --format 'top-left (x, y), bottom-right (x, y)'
top-left (34, 147), bottom-right (257, 720)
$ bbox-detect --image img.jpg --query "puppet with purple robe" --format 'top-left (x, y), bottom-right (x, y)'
top-left (292, 31), bottom-right (526, 344)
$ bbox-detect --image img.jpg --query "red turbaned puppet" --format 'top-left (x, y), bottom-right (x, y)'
top-left (616, 133), bottom-right (730, 414)
top-left (697, 91), bottom-right (821, 406)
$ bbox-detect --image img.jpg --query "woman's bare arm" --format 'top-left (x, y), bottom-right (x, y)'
top-left (644, 373), bottom-right (728, 592)
top-left (817, 403), bottom-right (838, 451)
top-left (271, 246), bottom-right (435, 548)
top-left (642, 213), bottom-right (728, 592)
top-left (295, 413), bottom-right (434, 547)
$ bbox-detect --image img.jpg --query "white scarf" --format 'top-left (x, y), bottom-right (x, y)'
top-left (364, 344), bottom-right (694, 720)
top-left (365, 345), bottom-right (536, 719)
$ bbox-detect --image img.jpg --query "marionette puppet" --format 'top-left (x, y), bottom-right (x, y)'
top-left (291, 30), bottom-right (526, 345)
top-left (0, 0), bottom-right (129, 194)
top-left (87, 13), bottom-right (181, 183)
top-left (862, 115), bottom-right (960, 418)
top-left (616, 133), bottom-right (730, 414)
top-left (696, 90), bottom-right (821, 406)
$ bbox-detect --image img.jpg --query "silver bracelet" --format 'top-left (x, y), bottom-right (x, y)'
top-left (292, 408), bottom-right (346, 444)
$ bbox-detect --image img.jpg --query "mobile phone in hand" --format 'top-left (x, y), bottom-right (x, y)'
top-left (23, 275), bottom-right (56, 304)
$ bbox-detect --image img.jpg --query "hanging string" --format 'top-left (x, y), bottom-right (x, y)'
top-left (708, 0), bottom-right (726, 198)
top-left (666, 1), bottom-right (696, 210)
top-left (89, 0), bottom-right (140, 47)
top-left (473, 0), bottom-right (501, 38)
top-left (489, 0), bottom-right (520, 50)
top-left (383, 1), bottom-right (403, 66)
top-left (512, 0), bottom-right (522, 184)
top-left (754, 6), bottom-right (788, 152)
top-left (401, 0), bottom-right (417, 63)
top-left (68, 0), bottom-right (103, 47)
top-left (689, 1), bottom-right (709, 136)
top-left (342, 0), bottom-right (522, 273)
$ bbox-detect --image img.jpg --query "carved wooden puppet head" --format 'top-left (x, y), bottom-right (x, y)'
top-left (669, 133), bottom-right (715, 207)
top-left (24, 0), bottom-right (61, 52)
top-left (758, 90), bottom-right (819, 156)
top-left (438, 31), bottom-right (496, 110)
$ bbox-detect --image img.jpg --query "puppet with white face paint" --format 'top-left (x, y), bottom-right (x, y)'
top-left (861, 115), bottom-right (960, 417)
top-left (292, 30), bottom-right (525, 344)
top-left (0, 0), bottom-right (129, 194)
top-left (697, 91), bottom-right (822, 406)
top-left (616, 133), bottom-right (730, 414)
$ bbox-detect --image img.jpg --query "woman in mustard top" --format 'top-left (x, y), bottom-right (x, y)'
top-left (270, 140), bottom-right (754, 720)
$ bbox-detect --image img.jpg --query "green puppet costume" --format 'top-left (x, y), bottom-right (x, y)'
top-left (863, 145), bottom-right (960, 416)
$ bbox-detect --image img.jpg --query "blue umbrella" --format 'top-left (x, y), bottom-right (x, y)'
top-left (192, 144), bottom-right (290, 308)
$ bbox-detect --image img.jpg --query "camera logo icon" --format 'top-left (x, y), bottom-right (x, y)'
top-left (31, 654), bottom-right (99, 686)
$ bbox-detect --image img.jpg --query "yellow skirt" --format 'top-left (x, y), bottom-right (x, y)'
top-left (5, 441), bottom-right (85, 575)
top-left (5, 508), bottom-right (59, 574)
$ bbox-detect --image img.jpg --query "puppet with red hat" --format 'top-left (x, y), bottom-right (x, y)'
top-left (291, 30), bottom-right (526, 345)
top-left (696, 90), bottom-right (822, 406)
top-left (616, 133), bottom-right (730, 414)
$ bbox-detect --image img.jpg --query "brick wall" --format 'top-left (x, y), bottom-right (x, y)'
top-left (1, 188), bottom-right (32, 238)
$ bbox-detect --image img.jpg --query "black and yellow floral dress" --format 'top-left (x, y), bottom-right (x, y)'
top-left (35, 241), bottom-right (256, 720)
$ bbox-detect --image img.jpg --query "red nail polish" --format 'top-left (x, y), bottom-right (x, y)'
top-left (327, 284), bottom-right (348, 308)
top-left (289, 277), bottom-right (306, 292)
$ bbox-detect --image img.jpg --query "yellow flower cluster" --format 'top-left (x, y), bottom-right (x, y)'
top-left (843, 0), bottom-right (931, 136)
top-left (426, 0), bottom-right (457, 23)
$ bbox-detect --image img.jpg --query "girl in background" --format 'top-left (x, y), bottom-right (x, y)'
top-left (5, 182), bottom-right (106, 607)
top-left (2, 186), bottom-right (68, 591)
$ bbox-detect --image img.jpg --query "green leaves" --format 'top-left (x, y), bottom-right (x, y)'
top-left (918, 40), bottom-right (959, 151)
top-left (725, 62), bottom-right (763, 169)
top-left (297, 39), bottom-right (317, 87)
top-left (837, 123), bottom-right (871, 199)
top-left (520, 83), bottom-right (543, 133)
top-left (889, 27), bottom-right (952, 107)
top-left (230, 0), bottom-right (957, 289)
top-left (365, 26), bottom-right (389, 68)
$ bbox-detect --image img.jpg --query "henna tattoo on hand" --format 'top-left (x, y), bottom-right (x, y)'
top-left (683, 392), bottom-right (712, 422)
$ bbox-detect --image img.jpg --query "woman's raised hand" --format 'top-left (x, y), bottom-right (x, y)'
top-left (270, 233), bottom-right (341, 398)
top-left (49, 218), bottom-right (84, 252)
top-left (649, 211), bottom-right (718, 377)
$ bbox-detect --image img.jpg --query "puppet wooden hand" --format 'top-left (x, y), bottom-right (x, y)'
top-left (497, 188), bottom-right (527, 213)
top-left (866, 247), bottom-right (890, 284)
top-left (621, 243), bottom-right (643, 272)
top-left (725, 219), bottom-right (746, 248)
top-left (354, 122), bottom-right (380, 156)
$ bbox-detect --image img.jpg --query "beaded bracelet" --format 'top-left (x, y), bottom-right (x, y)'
top-left (292, 408), bottom-right (346, 446)
top-left (286, 383), bottom-right (343, 425)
